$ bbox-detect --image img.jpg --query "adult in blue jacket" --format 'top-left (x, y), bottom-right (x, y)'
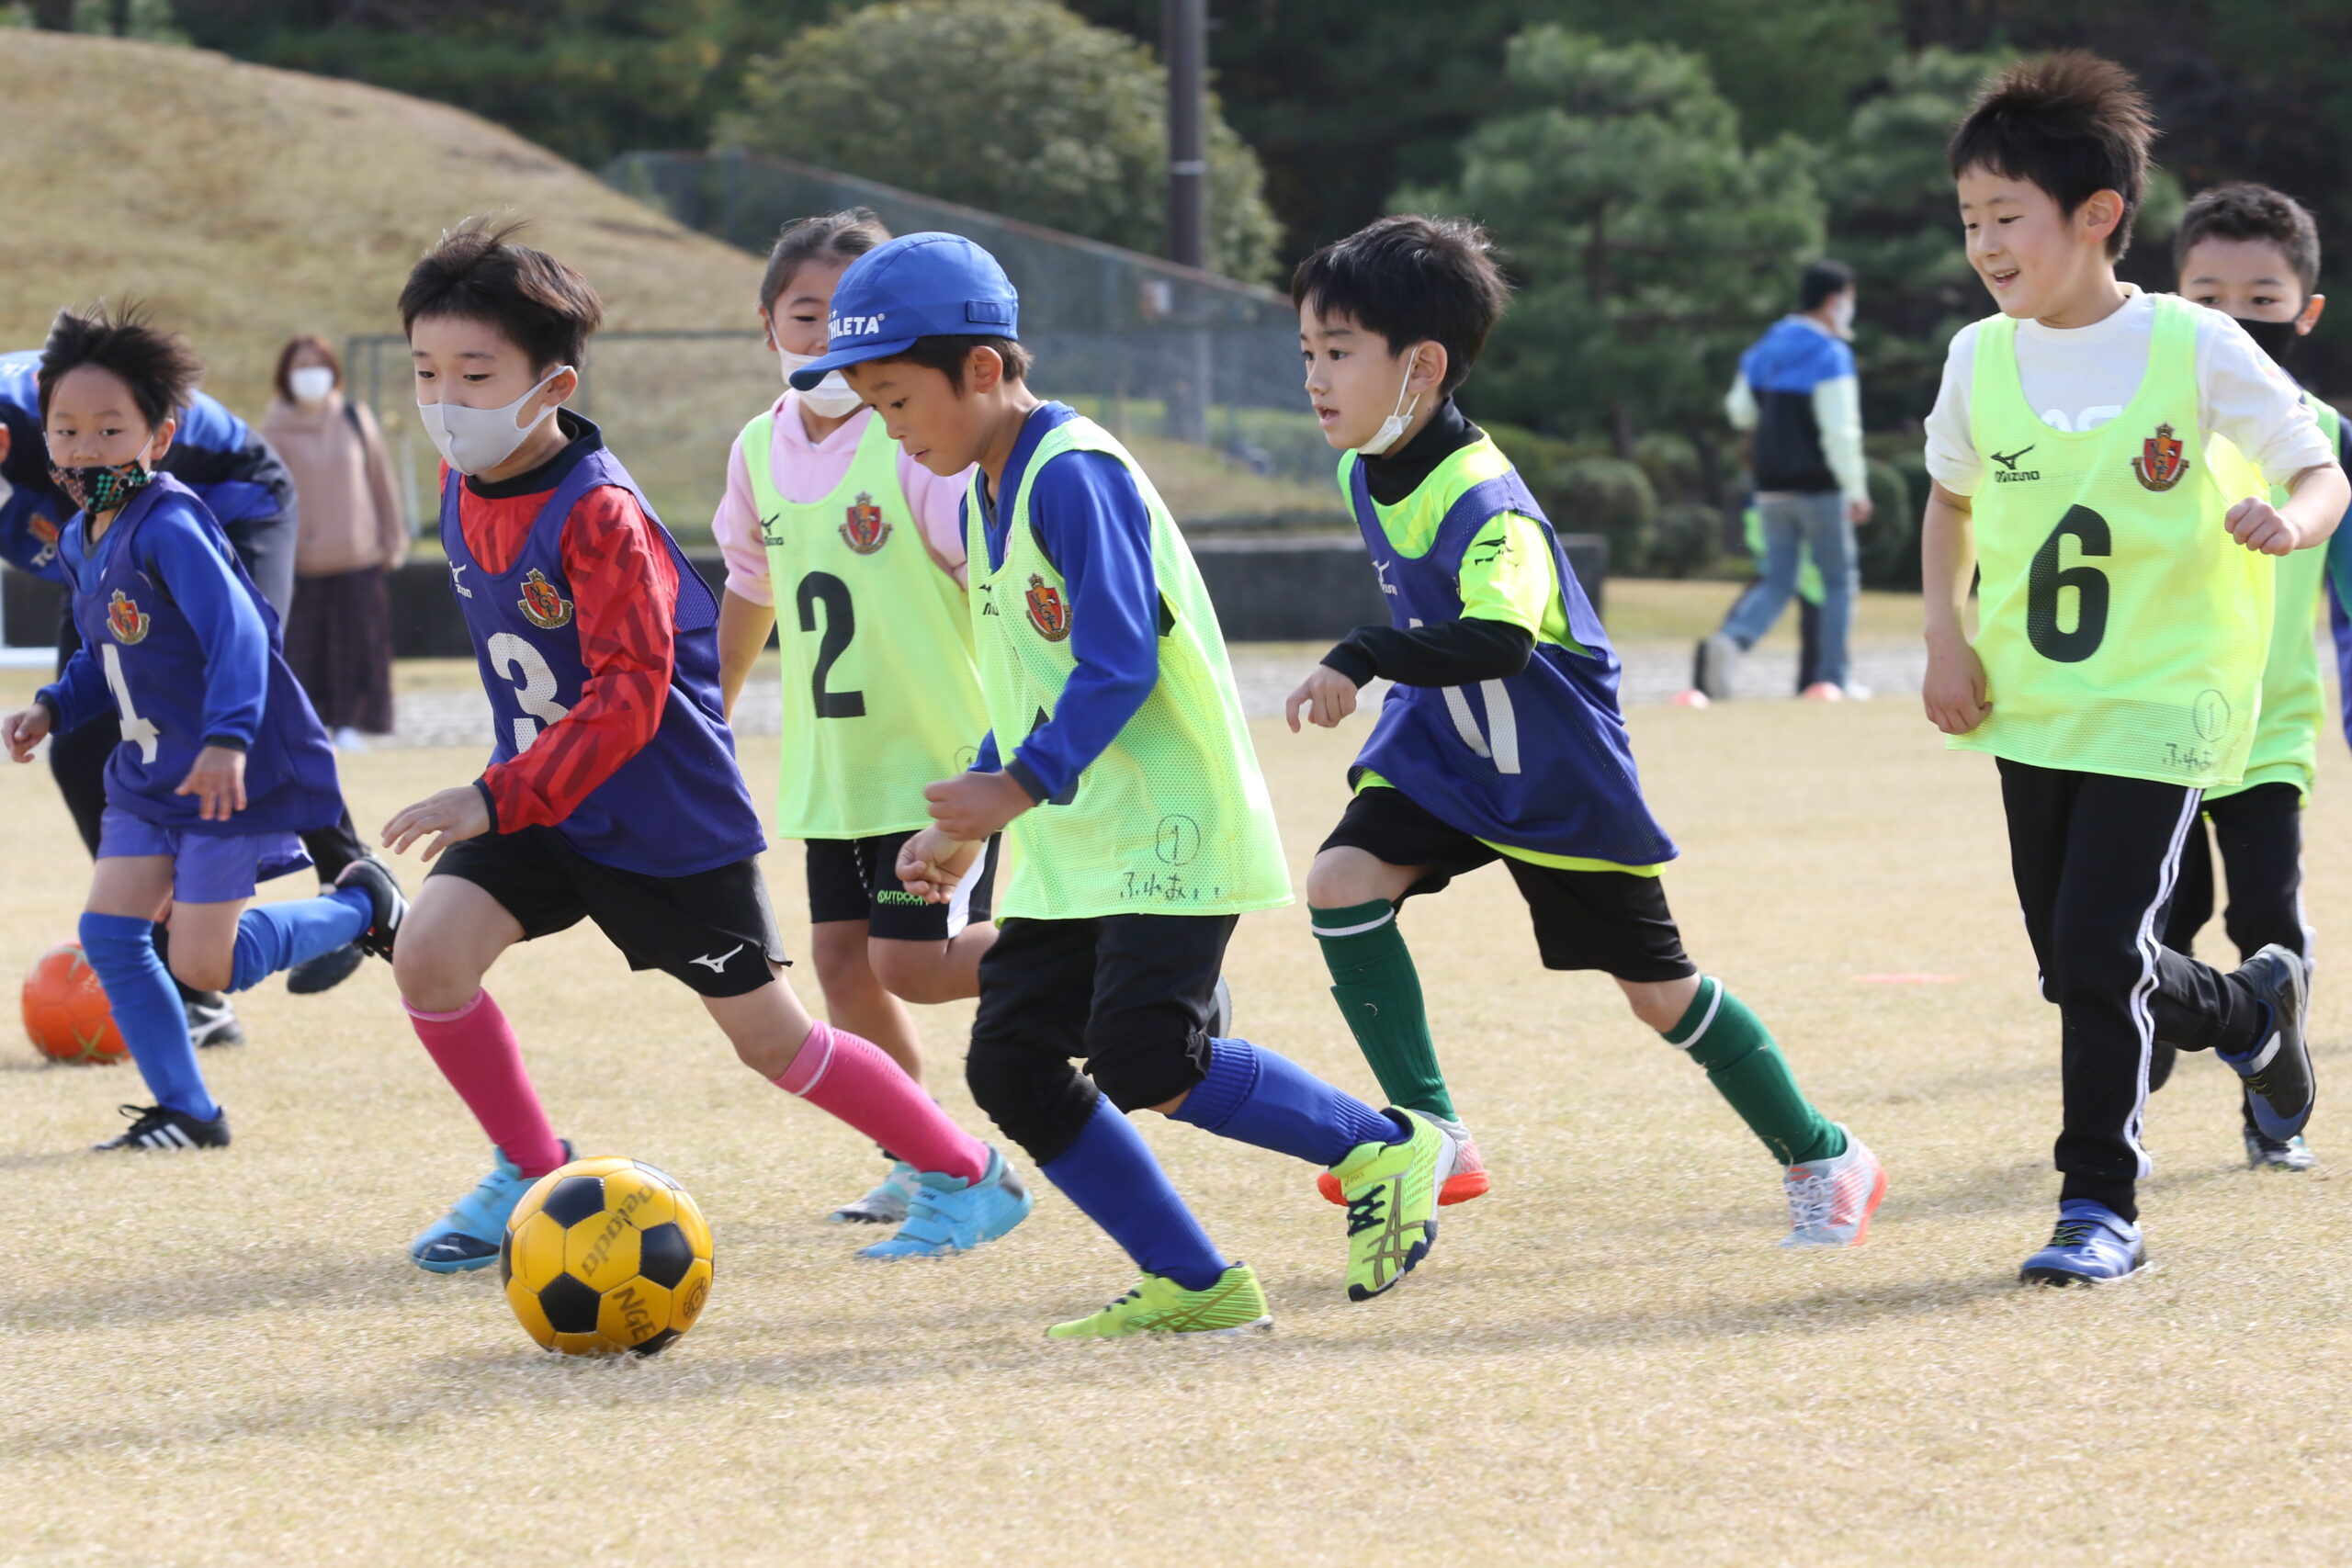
top-left (0, 347), bottom-right (381, 1021)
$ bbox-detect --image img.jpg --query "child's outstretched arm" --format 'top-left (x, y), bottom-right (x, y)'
top-left (1920, 481), bottom-right (1991, 736)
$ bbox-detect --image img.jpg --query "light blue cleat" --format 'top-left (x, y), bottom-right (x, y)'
top-left (858, 1145), bottom-right (1033, 1259)
top-left (2019, 1199), bottom-right (2147, 1287)
top-left (411, 1141), bottom-right (572, 1274)
top-left (828, 1160), bottom-right (922, 1224)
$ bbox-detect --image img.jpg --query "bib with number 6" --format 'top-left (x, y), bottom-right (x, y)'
top-left (438, 434), bottom-right (764, 876)
top-left (1962, 294), bottom-right (2272, 790)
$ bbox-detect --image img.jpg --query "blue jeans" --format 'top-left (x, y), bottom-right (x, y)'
top-left (1719, 491), bottom-right (1857, 689)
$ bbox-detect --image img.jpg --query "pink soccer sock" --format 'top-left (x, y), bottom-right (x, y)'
top-left (404, 990), bottom-right (567, 1179)
top-left (776, 1020), bottom-right (988, 1184)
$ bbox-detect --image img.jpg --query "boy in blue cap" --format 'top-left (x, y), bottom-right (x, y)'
top-left (798, 232), bottom-right (1454, 1336)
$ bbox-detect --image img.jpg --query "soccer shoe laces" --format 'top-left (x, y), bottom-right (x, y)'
top-left (1783, 1168), bottom-right (1836, 1233)
top-left (116, 1103), bottom-right (168, 1135)
top-left (2044, 1220), bottom-right (2094, 1249)
top-left (1345, 1189), bottom-right (1389, 1237)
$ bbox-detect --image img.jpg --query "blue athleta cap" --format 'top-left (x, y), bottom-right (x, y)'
top-left (788, 231), bottom-right (1020, 389)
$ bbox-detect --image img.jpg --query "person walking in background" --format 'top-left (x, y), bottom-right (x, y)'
top-left (1690, 260), bottom-right (1872, 703)
top-left (262, 335), bottom-right (404, 750)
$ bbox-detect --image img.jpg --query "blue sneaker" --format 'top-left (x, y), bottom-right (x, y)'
top-left (858, 1145), bottom-right (1033, 1259)
top-left (2018, 1200), bottom-right (2147, 1287)
top-left (2221, 945), bottom-right (2314, 1143)
top-left (410, 1141), bottom-right (572, 1274)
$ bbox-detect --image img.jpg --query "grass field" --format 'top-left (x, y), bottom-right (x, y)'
top-left (5, 663), bottom-right (2352, 1565)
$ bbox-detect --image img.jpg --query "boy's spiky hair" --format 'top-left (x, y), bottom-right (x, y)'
top-left (1291, 216), bottom-right (1513, 397)
top-left (2174, 183), bottom-right (2323, 298)
top-left (37, 302), bottom-right (203, 429)
top-left (399, 217), bottom-right (605, 370)
top-left (1948, 51), bottom-right (2155, 259)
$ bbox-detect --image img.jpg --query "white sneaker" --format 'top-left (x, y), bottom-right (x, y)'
top-left (1842, 682), bottom-right (1874, 701)
top-left (334, 727), bottom-right (368, 751)
top-left (1780, 1127), bottom-right (1886, 1247)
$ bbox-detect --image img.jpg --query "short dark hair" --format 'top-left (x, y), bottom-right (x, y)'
top-left (876, 334), bottom-right (1034, 392)
top-left (1291, 216), bottom-right (1511, 398)
top-left (2175, 183), bottom-right (2323, 298)
top-left (1948, 51), bottom-right (2155, 259)
top-left (273, 333), bottom-right (341, 402)
top-left (398, 218), bottom-right (605, 371)
top-left (1799, 259), bottom-right (1855, 312)
top-left (761, 209), bottom-right (891, 315)
top-left (37, 302), bottom-right (203, 429)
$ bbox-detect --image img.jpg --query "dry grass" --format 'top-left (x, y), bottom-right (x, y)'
top-left (5, 668), bottom-right (2352, 1565)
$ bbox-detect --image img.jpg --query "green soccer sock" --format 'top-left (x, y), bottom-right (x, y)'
top-left (1310, 899), bottom-right (1454, 1119)
top-left (1663, 976), bottom-right (1845, 1168)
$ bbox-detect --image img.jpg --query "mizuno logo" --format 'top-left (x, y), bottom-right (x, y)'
top-left (450, 563), bottom-right (473, 598)
top-left (1990, 446), bottom-right (2035, 471)
top-left (688, 943), bottom-right (745, 973)
top-left (1374, 558), bottom-right (1398, 596)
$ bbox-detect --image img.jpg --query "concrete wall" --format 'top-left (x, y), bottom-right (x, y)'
top-left (4, 535), bottom-right (1606, 655)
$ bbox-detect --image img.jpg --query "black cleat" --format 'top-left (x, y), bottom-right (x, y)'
top-left (287, 942), bottom-right (367, 996)
top-left (94, 1102), bottom-right (232, 1151)
top-left (184, 992), bottom-right (245, 1049)
top-left (335, 858), bottom-right (407, 962)
top-left (2222, 944), bottom-right (2313, 1142)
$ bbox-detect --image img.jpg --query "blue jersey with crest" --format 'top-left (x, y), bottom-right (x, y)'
top-left (1347, 453), bottom-right (1676, 866)
top-left (439, 442), bottom-right (764, 876)
top-left (40, 475), bottom-right (340, 835)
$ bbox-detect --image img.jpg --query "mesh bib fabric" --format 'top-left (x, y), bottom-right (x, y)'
top-left (1958, 294), bottom-right (2272, 789)
top-left (966, 415), bottom-right (1290, 920)
top-left (742, 412), bottom-right (989, 839)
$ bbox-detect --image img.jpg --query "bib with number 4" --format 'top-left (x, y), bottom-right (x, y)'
top-left (1962, 294), bottom-right (2272, 789)
top-left (1341, 435), bottom-right (1675, 865)
top-left (437, 436), bottom-right (764, 876)
top-left (62, 473), bottom-right (341, 834)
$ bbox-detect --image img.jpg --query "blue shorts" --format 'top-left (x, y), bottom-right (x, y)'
top-left (96, 807), bottom-right (311, 905)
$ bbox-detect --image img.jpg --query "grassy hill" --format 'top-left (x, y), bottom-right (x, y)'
top-left (0, 33), bottom-right (1335, 535)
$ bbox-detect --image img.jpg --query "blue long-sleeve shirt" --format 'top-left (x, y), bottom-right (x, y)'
top-left (43, 490), bottom-right (271, 751)
top-left (0, 350), bottom-right (298, 613)
top-left (967, 402), bottom-right (1159, 803)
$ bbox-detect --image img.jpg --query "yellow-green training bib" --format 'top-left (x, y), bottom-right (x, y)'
top-left (967, 414), bottom-right (1290, 920)
top-left (742, 410), bottom-right (989, 839)
top-left (1960, 295), bottom-right (2272, 789)
top-left (2209, 392), bottom-right (2340, 803)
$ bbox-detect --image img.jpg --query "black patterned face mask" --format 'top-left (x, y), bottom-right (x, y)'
top-left (50, 456), bottom-right (153, 514)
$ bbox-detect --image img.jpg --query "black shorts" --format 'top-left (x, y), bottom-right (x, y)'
top-left (430, 826), bottom-right (787, 998)
top-left (1320, 785), bottom-right (1695, 982)
top-left (968, 912), bottom-right (1234, 1118)
top-left (805, 831), bottom-right (997, 942)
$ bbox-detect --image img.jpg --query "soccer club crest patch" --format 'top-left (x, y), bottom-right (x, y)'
top-left (107, 588), bottom-right (150, 645)
top-left (2132, 423), bottom-right (2189, 492)
top-left (517, 568), bottom-right (574, 630)
top-left (840, 491), bottom-right (891, 555)
top-left (1024, 573), bottom-right (1071, 642)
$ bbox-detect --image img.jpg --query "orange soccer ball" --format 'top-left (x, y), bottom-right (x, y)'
top-left (22, 942), bottom-right (128, 1065)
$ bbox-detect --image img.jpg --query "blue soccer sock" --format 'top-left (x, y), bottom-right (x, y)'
top-left (1170, 1037), bottom-right (1403, 1167)
top-left (80, 911), bottom-right (217, 1122)
top-left (1040, 1096), bottom-right (1230, 1292)
top-left (228, 885), bottom-right (370, 993)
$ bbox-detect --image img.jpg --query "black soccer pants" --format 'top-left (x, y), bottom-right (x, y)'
top-left (2156, 781), bottom-right (2306, 1127)
top-left (1997, 761), bottom-right (2267, 1220)
top-left (50, 612), bottom-right (368, 881)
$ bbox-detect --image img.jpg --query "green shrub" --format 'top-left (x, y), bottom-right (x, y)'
top-left (1548, 457), bottom-right (1657, 573)
top-left (1648, 503), bottom-right (1724, 579)
top-left (1859, 458), bottom-right (1918, 590)
top-left (1632, 432), bottom-right (1704, 507)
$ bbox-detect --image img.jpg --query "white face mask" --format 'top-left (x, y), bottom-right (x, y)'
top-left (289, 366), bottom-right (337, 405)
top-left (1354, 345), bottom-right (1427, 457)
top-left (779, 349), bottom-right (864, 418)
top-left (418, 366), bottom-right (570, 476)
top-left (1827, 293), bottom-right (1856, 337)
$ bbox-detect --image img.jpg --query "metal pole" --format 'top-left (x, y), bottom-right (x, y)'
top-left (1164, 0), bottom-right (1207, 271)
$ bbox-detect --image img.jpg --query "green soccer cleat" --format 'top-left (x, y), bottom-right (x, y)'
top-left (1329, 1109), bottom-right (1453, 1303)
top-left (1045, 1264), bottom-right (1272, 1339)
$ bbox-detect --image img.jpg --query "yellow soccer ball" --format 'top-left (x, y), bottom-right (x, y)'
top-left (500, 1156), bottom-right (714, 1356)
